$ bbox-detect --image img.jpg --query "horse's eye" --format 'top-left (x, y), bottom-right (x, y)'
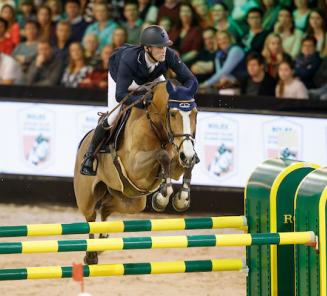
top-left (170, 111), bottom-right (177, 118)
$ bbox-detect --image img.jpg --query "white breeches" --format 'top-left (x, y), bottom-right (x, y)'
top-left (107, 73), bottom-right (165, 125)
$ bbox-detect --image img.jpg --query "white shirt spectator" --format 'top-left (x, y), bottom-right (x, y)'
top-left (276, 78), bottom-right (309, 99)
top-left (0, 53), bottom-right (22, 85)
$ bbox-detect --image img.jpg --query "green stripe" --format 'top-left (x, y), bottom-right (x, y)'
top-left (187, 235), bottom-right (216, 247)
top-left (0, 268), bottom-right (27, 280)
top-left (62, 223), bottom-right (90, 235)
top-left (0, 242), bottom-right (22, 254)
top-left (124, 220), bottom-right (151, 232)
top-left (61, 266), bottom-right (90, 278)
top-left (124, 263), bottom-right (151, 275)
top-left (251, 233), bottom-right (280, 245)
top-left (123, 237), bottom-right (152, 249)
top-left (58, 240), bottom-right (87, 252)
top-left (185, 218), bottom-right (213, 230)
top-left (185, 260), bottom-right (213, 272)
top-left (0, 226), bottom-right (28, 237)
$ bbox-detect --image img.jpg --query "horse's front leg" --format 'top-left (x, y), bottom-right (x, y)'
top-left (172, 166), bottom-right (193, 212)
top-left (152, 150), bottom-right (174, 212)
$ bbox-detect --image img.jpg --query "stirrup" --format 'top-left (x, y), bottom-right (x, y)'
top-left (80, 155), bottom-right (97, 176)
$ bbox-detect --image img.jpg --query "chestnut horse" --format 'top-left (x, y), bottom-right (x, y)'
top-left (73, 80), bottom-right (198, 264)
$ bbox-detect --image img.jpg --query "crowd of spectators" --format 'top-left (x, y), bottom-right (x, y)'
top-left (0, 0), bottom-right (326, 100)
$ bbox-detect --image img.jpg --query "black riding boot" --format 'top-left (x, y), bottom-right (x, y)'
top-left (80, 121), bottom-right (109, 176)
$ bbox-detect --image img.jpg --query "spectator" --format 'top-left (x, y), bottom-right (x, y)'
top-left (274, 7), bottom-right (303, 59)
top-left (25, 39), bottom-right (63, 86)
top-left (241, 8), bottom-right (269, 53)
top-left (240, 51), bottom-right (277, 96)
top-left (231, 0), bottom-right (260, 23)
top-left (306, 9), bottom-right (327, 56)
top-left (295, 36), bottom-right (321, 89)
top-left (80, 44), bottom-right (113, 89)
top-left (190, 28), bottom-right (217, 83)
top-left (1, 4), bottom-right (20, 47)
top-left (46, 0), bottom-right (63, 23)
top-left (169, 3), bottom-right (203, 65)
top-left (36, 5), bottom-right (55, 41)
top-left (0, 17), bottom-right (14, 54)
top-left (64, 0), bottom-right (89, 42)
top-left (261, 0), bottom-right (281, 32)
top-left (138, 0), bottom-right (158, 24)
top-left (61, 42), bottom-right (93, 88)
top-left (310, 57), bottom-right (327, 100)
top-left (83, 32), bottom-right (101, 66)
top-left (13, 20), bottom-right (40, 71)
top-left (191, 0), bottom-right (212, 29)
top-left (262, 33), bottom-right (288, 78)
top-left (157, 0), bottom-right (180, 24)
top-left (293, 0), bottom-right (311, 31)
top-left (276, 56), bottom-right (309, 99)
top-left (111, 26), bottom-right (127, 49)
top-left (0, 0), bottom-right (15, 12)
top-left (211, 2), bottom-right (244, 43)
top-left (200, 30), bottom-right (245, 89)
top-left (84, 2), bottom-right (117, 50)
top-left (121, 2), bottom-right (143, 45)
top-left (52, 20), bottom-right (71, 65)
top-left (16, 0), bottom-right (36, 35)
top-left (0, 52), bottom-right (22, 85)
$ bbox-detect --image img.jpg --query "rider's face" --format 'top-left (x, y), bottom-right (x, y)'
top-left (148, 46), bottom-right (167, 62)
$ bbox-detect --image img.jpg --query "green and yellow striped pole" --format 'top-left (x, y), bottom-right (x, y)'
top-left (0, 258), bottom-right (246, 281)
top-left (0, 216), bottom-right (247, 237)
top-left (0, 232), bottom-right (315, 254)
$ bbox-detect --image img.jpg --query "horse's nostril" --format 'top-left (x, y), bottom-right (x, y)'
top-left (180, 152), bottom-right (186, 161)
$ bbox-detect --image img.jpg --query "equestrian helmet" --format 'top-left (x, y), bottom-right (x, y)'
top-left (140, 25), bottom-right (173, 47)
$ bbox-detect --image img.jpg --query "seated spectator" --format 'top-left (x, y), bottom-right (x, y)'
top-left (52, 20), bottom-right (71, 65)
top-left (61, 42), bottom-right (93, 88)
top-left (295, 36), bottom-right (321, 89)
top-left (190, 28), bottom-right (217, 83)
top-left (17, 0), bottom-right (36, 36)
top-left (64, 0), bottom-right (89, 42)
top-left (157, 0), bottom-right (180, 24)
top-left (0, 17), bottom-right (14, 54)
top-left (191, 0), bottom-right (213, 29)
top-left (83, 32), bottom-right (101, 67)
top-left (138, 0), bottom-right (158, 24)
top-left (84, 2), bottom-right (117, 50)
top-left (0, 1), bottom-right (15, 12)
top-left (309, 57), bottom-right (327, 100)
top-left (262, 0), bottom-right (281, 32)
top-left (262, 33), bottom-right (288, 78)
top-left (46, 0), bottom-right (63, 23)
top-left (231, 0), bottom-right (260, 23)
top-left (211, 2), bottom-right (244, 43)
top-left (293, 0), bottom-right (311, 31)
top-left (121, 2), bottom-right (143, 45)
top-left (12, 20), bottom-right (40, 71)
top-left (36, 5), bottom-right (55, 42)
top-left (274, 7), bottom-right (303, 59)
top-left (199, 30), bottom-right (245, 89)
top-left (169, 3), bottom-right (203, 65)
top-left (1, 4), bottom-right (20, 47)
top-left (240, 52), bottom-right (277, 96)
top-left (0, 52), bottom-right (22, 85)
top-left (25, 39), bottom-right (63, 86)
top-left (80, 44), bottom-right (112, 89)
top-left (111, 26), bottom-right (127, 49)
top-left (276, 57), bottom-right (309, 99)
top-left (306, 9), bottom-right (327, 56)
top-left (241, 8), bottom-right (269, 53)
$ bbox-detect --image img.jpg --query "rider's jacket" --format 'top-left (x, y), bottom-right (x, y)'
top-left (109, 44), bottom-right (198, 105)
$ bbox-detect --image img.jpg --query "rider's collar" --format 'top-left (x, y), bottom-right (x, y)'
top-left (145, 52), bottom-right (159, 71)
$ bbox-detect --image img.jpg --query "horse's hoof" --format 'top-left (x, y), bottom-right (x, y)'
top-left (152, 191), bottom-right (168, 212)
top-left (172, 191), bottom-right (190, 212)
top-left (84, 253), bottom-right (98, 265)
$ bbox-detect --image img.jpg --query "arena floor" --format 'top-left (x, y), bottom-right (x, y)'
top-left (0, 204), bottom-right (246, 296)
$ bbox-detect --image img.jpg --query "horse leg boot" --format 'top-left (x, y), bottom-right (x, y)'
top-left (172, 166), bottom-right (193, 212)
top-left (80, 120), bottom-right (110, 176)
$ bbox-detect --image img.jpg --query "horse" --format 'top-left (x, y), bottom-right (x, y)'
top-left (73, 80), bottom-right (198, 264)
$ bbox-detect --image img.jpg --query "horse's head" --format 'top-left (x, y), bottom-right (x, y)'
top-left (166, 80), bottom-right (198, 168)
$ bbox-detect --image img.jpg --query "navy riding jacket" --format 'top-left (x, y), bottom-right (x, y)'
top-left (109, 44), bottom-right (198, 105)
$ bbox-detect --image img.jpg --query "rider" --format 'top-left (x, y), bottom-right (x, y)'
top-left (80, 25), bottom-right (198, 176)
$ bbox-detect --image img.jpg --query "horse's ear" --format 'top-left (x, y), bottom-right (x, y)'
top-left (188, 80), bottom-right (198, 97)
top-left (166, 80), bottom-right (175, 96)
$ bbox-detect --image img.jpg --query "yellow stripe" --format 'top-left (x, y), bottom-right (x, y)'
top-left (319, 186), bottom-right (327, 296)
top-left (86, 238), bottom-right (124, 251)
top-left (27, 267), bottom-right (62, 279)
top-left (22, 240), bottom-right (58, 253)
top-left (279, 231), bottom-right (315, 245)
top-left (269, 161), bottom-right (319, 296)
top-left (151, 219), bottom-right (185, 231)
top-left (151, 236), bottom-right (188, 248)
top-left (89, 221), bottom-right (124, 234)
top-left (212, 217), bottom-right (248, 231)
top-left (212, 259), bottom-right (244, 271)
top-left (27, 224), bottom-right (62, 236)
top-left (215, 234), bottom-right (252, 246)
top-left (89, 264), bottom-right (125, 276)
top-left (151, 261), bottom-right (186, 274)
